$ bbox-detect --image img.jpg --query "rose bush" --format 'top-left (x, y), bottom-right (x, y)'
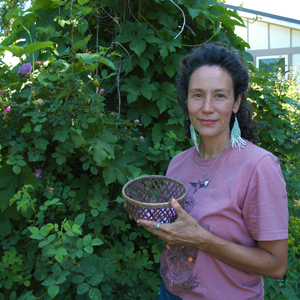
top-left (0, 0), bottom-right (299, 299)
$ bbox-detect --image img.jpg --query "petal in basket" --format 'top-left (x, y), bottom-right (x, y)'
top-left (122, 175), bottom-right (188, 223)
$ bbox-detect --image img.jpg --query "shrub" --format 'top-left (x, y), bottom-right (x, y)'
top-left (0, 0), bottom-right (299, 299)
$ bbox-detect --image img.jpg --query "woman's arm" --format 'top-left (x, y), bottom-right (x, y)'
top-left (137, 198), bottom-right (288, 279)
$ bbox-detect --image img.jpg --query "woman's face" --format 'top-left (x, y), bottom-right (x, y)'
top-left (187, 65), bottom-right (241, 142)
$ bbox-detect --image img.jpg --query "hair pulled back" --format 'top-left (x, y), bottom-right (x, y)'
top-left (177, 42), bottom-right (258, 143)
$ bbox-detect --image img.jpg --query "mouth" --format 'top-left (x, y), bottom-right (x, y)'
top-left (200, 119), bottom-right (216, 125)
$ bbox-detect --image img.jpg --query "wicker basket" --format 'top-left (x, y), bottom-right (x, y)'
top-left (122, 175), bottom-right (188, 223)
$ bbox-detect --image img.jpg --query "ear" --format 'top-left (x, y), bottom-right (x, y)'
top-left (233, 93), bottom-right (242, 114)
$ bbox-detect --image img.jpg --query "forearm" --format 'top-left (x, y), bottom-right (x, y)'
top-left (199, 230), bottom-right (287, 279)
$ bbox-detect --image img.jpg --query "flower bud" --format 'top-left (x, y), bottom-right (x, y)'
top-left (5, 106), bottom-right (11, 113)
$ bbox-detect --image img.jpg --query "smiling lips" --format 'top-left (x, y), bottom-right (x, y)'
top-left (200, 119), bottom-right (216, 125)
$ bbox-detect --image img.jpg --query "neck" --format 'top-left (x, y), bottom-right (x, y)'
top-left (199, 135), bottom-right (230, 160)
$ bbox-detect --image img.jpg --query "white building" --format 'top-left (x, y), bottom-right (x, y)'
top-left (226, 4), bottom-right (300, 76)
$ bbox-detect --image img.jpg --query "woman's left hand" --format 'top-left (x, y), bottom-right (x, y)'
top-left (137, 198), bottom-right (209, 248)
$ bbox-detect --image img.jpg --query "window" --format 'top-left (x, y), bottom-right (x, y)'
top-left (256, 55), bottom-right (288, 76)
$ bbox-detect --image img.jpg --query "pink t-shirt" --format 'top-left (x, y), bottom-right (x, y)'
top-left (160, 141), bottom-right (288, 300)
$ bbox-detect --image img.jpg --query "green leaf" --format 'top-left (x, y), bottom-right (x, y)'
top-left (34, 124), bottom-right (42, 132)
top-left (83, 234), bottom-right (92, 246)
top-left (0, 44), bottom-right (23, 57)
top-left (75, 53), bottom-right (101, 65)
top-left (48, 285), bottom-right (59, 299)
top-left (42, 278), bottom-right (56, 286)
top-left (0, 214), bottom-right (11, 238)
top-left (55, 254), bottom-right (63, 263)
top-left (53, 129), bottom-right (69, 142)
top-left (29, 227), bottom-right (40, 235)
top-left (90, 238), bottom-right (103, 246)
top-left (46, 248), bottom-right (57, 255)
top-left (128, 101), bottom-right (159, 127)
top-left (74, 213), bottom-right (85, 226)
top-left (72, 135), bottom-right (86, 148)
top-left (156, 30), bottom-right (182, 59)
top-left (88, 288), bottom-right (102, 299)
top-left (57, 247), bottom-right (68, 256)
top-left (120, 76), bottom-right (156, 103)
top-left (77, 283), bottom-right (89, 294)
top-left (102, 148), bottom-right (142, 185)
top-left (78, 0), bottom-right (88, 4)
top-left (89, 273), bottom-right (104, 286)
top-left (92, 131), bottom-right (117, 165)
top-left (24, 41), bottom-right (54, 56)
top-left (152, 82), bottom-right (177, 113)
top-left (52, 265), bottom-right (62, 276)
top-left (34, 138), bottom-right (49, 151)
top-left (118, 21), bottom-right (157, 57)
top-left (84, 246), bottom-right (93, 253)
top-left (13, 165), bottom-right (21, 174)
top-left (72, 275), bottom-right (85, 284)
top-left (77, 18), bottom-right (88, 34)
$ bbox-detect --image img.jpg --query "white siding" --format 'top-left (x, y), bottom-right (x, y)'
top-left (235, 20), bottom-right (248, 44)
top-left (292, 54), bottom-right (300, 77)
top-left (270, 25), bottom-right (290, 49)
top-left (249, 21), bottom-right (268, 50)
top-left (292, 30), bottom-right (300, 47)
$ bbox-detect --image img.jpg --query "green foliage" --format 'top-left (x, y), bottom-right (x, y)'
top-left (0, 0), bottom-right (34, 36)
top-left (0, 0), bottom-right (299, 299)
top-left (248, 66), bottom-right (300, 208)
top-left (264, 212), bottom-right (300, 300)
top-left (248, 68), bottom-right (300, 300)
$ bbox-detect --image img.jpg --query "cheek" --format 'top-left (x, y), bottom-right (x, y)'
top-left (187, 100), bottom-right (198, 115)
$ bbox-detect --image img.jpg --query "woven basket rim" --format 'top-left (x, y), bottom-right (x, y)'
top-left (122, 175), bottom-right (188, 207)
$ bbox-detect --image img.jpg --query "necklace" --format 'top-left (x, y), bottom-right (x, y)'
top-left (199, 138), bottom-right (230, 188)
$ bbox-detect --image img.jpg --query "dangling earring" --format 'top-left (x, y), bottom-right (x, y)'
top-left (190, 124), bottom-right (200, 155)
top-left (231, 115), bottom-right (246, 152)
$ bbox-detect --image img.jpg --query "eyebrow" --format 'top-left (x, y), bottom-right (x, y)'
top-left (189, 88), bottom-right (231, 93)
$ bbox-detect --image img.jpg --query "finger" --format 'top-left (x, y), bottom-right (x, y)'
top-left (170, 197), bottom-right (186, 216)
top-left (137, 219), bottom-right (163, 231)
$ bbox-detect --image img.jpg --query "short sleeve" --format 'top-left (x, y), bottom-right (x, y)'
top-left (242, 154), bottom-right (289, 241)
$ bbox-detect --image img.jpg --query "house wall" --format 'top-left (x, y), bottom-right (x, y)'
top-left (231, 9), bottom-right (300, 78)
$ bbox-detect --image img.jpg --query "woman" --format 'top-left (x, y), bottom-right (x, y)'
top-left (136, 43), bottom-right (289, 299)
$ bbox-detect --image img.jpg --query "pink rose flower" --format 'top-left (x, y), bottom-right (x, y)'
top-left (33, 169), bottom-right (42, 179)
top-left (5, 106), bottom-right (11, 113)
top-left (36, 61), bottom-right (41, 67)
top-left (18, 63), bottom-right (32, 75)
top-left (100, 88), bottom-right (104, 94)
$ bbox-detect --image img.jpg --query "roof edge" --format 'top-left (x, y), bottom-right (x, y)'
top-left (223, 4), bottom-right (300, 25)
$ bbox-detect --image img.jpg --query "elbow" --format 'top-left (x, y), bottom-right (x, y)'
top-left (267, 264), bottom-right (287, 280)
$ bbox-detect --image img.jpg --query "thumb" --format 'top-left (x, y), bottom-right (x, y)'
top-left (170, 197), bottom-right (186, 217)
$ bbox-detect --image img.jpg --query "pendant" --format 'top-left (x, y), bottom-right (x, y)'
top-left (204, 180), bottom-right (210, 187)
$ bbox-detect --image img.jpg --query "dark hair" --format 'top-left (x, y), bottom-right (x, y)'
top-left (177, 42), bottom-right (258, 144)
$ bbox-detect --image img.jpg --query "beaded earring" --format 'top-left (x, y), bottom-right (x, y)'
top-left (190, 124), bottom-right (200, 155)
top-left (231, 115), bottom-right (247, 152)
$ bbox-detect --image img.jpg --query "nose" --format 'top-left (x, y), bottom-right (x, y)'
top-left (202, 94), bottom-right (214, 113)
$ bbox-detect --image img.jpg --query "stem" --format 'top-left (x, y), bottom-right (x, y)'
top-left (22, 26), bottom-right (34, 71)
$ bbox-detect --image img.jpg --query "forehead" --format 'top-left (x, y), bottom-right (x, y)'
top-left (189, 65), bottom-right (233, 90)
